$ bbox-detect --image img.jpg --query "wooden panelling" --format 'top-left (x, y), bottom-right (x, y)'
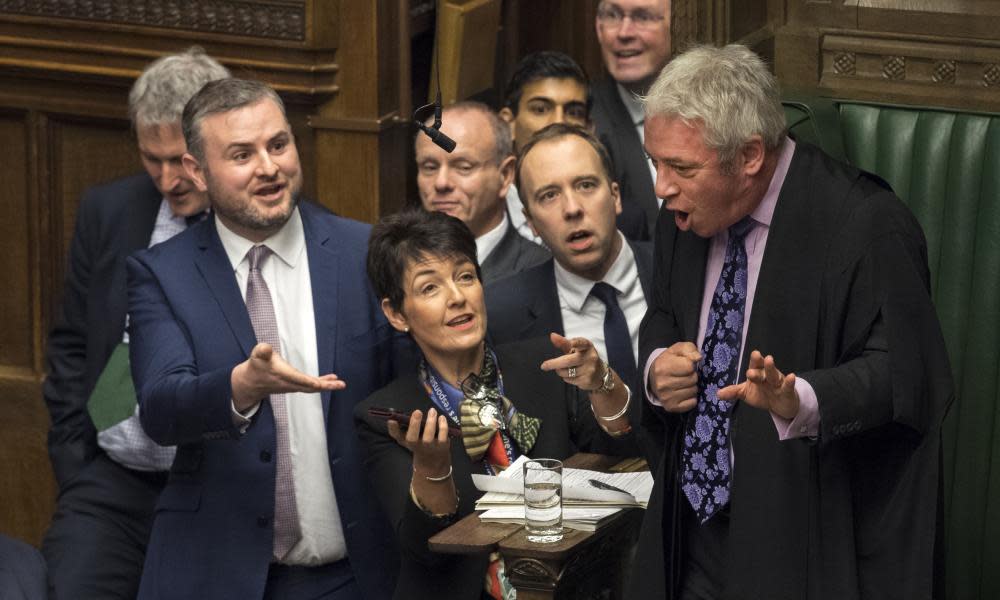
top-left (776, 0), bottom-right (1000, 111)
top-left (0, 112), bottom-right (33, 370)
top-left (0, 109), bottom-right (53, 547)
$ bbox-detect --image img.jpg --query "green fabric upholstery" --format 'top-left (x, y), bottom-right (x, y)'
top-left (782, 98), bottom-right (1000, 599)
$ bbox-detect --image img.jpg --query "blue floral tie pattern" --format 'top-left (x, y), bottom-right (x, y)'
top-left (682, 217), bottom-right (755, 523)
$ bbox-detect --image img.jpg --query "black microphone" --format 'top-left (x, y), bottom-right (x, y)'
top-left (417, 121), bottom-right (457, 153)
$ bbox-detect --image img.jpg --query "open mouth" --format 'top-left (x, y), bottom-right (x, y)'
top-left (253, 182), bottom-right (286, 201)
top-left (567, 230), bottom-right (593, 250)
top-left (674, 210), bottom-right (691, 230)
top-left (614, 49), bottom-right (643, 60)
top-left (447, 314), bottom-right (475, 330)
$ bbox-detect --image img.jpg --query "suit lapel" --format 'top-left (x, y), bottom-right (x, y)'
top-left (599, 81), bottom-right (659, 232)
top-left (301, 205), bottom-right (339, 421)
top-left (114, 177), bottom-right (164, 347)
top-left (673, 231), bottom-right (709, 342)
top-left (194, 220), bottom-right (257, 357)
top-left (630, 240), bottom-right (654, 303)
top-left (525, 261), bottom-right (563, 338)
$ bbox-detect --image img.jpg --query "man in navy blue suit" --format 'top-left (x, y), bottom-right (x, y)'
top-left (485, 124), bottom-right (656, 459)
top-left (127, 78), bottom-right (403, 599)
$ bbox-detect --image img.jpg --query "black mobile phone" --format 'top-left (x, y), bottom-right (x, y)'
top-left (367, 406), bottom-right (463, 438)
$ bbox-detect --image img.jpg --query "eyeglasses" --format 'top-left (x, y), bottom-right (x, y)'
top-left (596, 5), bottom-right (665, 30)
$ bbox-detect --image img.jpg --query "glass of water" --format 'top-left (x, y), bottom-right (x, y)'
top-left (523, 458), bottom-right (564, 543)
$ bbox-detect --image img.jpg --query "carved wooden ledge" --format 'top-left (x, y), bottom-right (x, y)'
top-left (0, 0), bottom-right (306, 41)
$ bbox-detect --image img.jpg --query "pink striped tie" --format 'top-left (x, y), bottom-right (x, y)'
top-left (245, 244), bottom-right (301, 560)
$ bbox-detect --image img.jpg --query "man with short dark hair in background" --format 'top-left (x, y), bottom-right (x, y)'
top-left (416, 101), bottom-right (548, 284)
top-left (592, 0), bottom-right (672, 239)
top-left (128, 78), bottom-right (403, 599)
top-left (41, 47), bottom-right (228, 600)
top-left (499, 51), bottom-right (647, 241)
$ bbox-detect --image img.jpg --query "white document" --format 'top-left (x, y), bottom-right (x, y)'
top-left (472, 456), bottom-right (653, 509)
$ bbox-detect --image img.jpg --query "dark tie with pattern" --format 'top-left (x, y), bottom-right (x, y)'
top-left (681, 216), bottom-right (755, 523)
top-left (589, 282), bottom-right (637, 388)
top-left (245, 245), bottom-right (301, 559)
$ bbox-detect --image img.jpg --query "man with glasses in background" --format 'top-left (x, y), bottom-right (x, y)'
top-left (593, 0), bottom-right (672, 239)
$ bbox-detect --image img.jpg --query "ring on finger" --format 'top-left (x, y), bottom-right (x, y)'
top-left (567, 366), bottom-right (577, 378)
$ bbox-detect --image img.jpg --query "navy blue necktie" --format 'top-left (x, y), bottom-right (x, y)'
top-left (681, 216), bottom-right (755, 523)
top-left (589, 282), bottom-right (637, 388)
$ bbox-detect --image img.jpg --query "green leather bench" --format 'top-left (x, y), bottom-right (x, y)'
top-left (783, 97), bottom-right (1000, 599)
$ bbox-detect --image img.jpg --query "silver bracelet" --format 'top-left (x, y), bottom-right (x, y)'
top-left (591, 383), bottom-right (631, 422)
top-left (417, 465), bottom-right (453, 482)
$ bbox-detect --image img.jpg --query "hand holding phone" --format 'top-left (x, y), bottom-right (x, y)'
top-left (367, 406), bottom-right (463, 438)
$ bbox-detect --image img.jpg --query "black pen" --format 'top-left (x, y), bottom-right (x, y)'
top-left (588, 478), bottom-right (632, 496)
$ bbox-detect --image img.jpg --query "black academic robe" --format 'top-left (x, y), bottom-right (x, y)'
top-left (354, 339), bottom-right (638, 600)
top-left (630, 141), bottom-right (953, 600)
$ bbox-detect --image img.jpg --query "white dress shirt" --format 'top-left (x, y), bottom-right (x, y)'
top-left (476, 210), bottom-right (510, 264)
top-left (216, 207), bottom-right (347, 566)
top-left (553, 233), bottom-right (646, 363)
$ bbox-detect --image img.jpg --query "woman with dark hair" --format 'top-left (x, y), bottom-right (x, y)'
top-left (354, 210), bottom-right (637, 600)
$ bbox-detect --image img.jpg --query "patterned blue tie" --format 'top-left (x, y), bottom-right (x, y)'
top-left (681, 216), bottom-right (755, 523)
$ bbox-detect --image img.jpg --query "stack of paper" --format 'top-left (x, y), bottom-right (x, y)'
top-left (473, 456), bottom-right (654, 531)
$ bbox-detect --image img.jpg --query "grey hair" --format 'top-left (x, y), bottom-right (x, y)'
top-left (642, 44), bottom-right (786, 173)
top-left (418, 101), bottom-right (513, 163)
top-left (182, 78), bottom-right (288, 163)
top-left (128, 46), bottom-right (230, 131)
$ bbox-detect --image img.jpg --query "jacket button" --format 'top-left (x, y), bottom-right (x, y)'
top-left (260, 450), bottom-right (272, 462)
top-left (257, 516), bottom-right (269, 527)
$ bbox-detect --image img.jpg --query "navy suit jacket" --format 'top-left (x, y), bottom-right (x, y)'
top-left (44, 173), bottom-right (161, 488)
top-left (484, 240), bottom-right (653, 345)
top-left (127, 201), bottom-right (404, 600)
top-left (484, 241), bottom-right (659, 463)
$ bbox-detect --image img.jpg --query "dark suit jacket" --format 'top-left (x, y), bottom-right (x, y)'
top-left (592, 78), bottom-right (659, 241)
top-left (44, 173), bottom-right (161, 488)
top-left (127, 201), bottom-right (405, 600)
top-left (632, 141), bottom-right (953, 599)
top-left (484, 240), bottom-right (653, 347)
top-left (354, 339), bottom-right (638, 600)
top-left (0, 534), bottom-right (46, 600)
top-left (484, 241), bottom-right (659, 463)
top-left (479, 218), bottom-right (549, 285)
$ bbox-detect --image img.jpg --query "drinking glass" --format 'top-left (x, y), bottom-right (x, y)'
top-left (523, 458), bottom-right (563, 543)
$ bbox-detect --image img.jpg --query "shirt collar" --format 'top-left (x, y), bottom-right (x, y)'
top-left (616, 83), bottom-right (645, 127)
top-left (554, 231), bottom-right (636, 312)
top-left (215, 206), bottom-right (306, 271)
top-left (476, 211), bottom-right (509, 264)
top-left (750, 137), bottom-right (796, 228)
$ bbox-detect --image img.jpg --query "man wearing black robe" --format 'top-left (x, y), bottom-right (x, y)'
top-left (631, 44), bottom-right (953, 600)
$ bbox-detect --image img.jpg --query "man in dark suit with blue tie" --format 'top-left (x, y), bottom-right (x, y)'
top-left (127, 78), bottom-right (403, 599)
top-left (485, 124), bottom-right (654, 453)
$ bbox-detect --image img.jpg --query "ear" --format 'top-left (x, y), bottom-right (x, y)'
top-left (740, 135), bottom-right (766, 177)
top-left (380, 298), bottom-right (409, 333)
top-left (182, 153), bottom-right (208, 192)
top-left (523, 204), bottom-right (541, 238)
top-left (499, 106), bottom-right (515, 126)
top-left (498, 154), bottom-right (516, 198)
top-left (610, 180), bottom-right (622, 216)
